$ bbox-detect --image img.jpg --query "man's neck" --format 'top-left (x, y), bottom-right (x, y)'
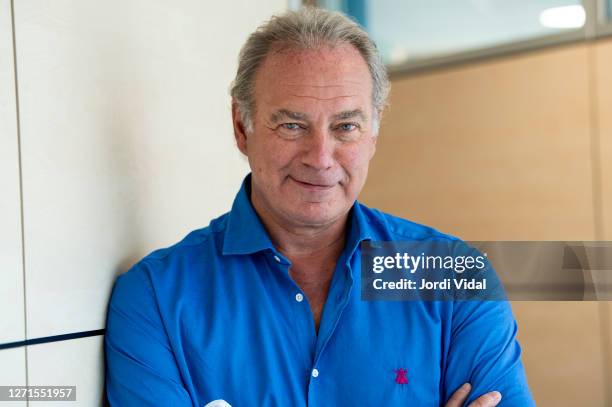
top-left (249, 185), bottom-right (351, 333)
top-left (260, 208), bottom-right (347, 262)
top-left (249, 189), bottom-right (348, 262)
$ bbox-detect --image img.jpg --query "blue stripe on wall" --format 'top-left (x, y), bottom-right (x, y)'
top-left (0, 329), bottom-right (105, 350)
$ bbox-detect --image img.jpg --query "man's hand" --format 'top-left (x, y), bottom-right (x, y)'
top-left (445, 383), bottom-right (502, 407)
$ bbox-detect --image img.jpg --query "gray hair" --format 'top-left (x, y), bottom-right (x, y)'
top-left (230, 7), bottom-right (390, 135)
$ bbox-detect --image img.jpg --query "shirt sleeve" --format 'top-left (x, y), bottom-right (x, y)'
top-left (105, 263), bottom-right (193, 406)
top-left (441, 297), bottom-right (536, 406)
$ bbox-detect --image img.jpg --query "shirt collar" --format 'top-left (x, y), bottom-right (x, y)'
top-left (222, 173), bottom-right (374, 258)
top-left (343, 199), bottom-right (374, 262)
top-left (222, 174), bottom-right (276, 255)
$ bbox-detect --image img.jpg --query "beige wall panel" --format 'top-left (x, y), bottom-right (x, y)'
top-left (0, 0), bottom-right (25, 345)
top-left (597, 38), bottom-right (612, 241)
top-left (363, 44), bottom-right (594, 241)
top-left (511, 301), bottom-right (605, 406)
top-left (603, 300), bottom-right (612, 407)
top-left (595, 37), bottom-right (612, 406)
top-left (14, 0), bottom-right (286, 339)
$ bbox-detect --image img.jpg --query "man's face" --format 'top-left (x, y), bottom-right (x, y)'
top-left (233, 43), bottom-right (377, 228)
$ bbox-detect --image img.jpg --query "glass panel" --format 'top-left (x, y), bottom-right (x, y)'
top-left (319, 0), bottom-right (586, 66)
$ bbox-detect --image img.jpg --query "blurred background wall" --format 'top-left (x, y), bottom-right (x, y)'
top-left (1, 0), bottom-right (612, 406)
top-left (362, 40), bottom-right (612, 406)
top-left (348, 1), bottom-right (612, 405)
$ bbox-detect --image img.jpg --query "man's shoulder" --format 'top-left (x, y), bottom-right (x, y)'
top-left (108, 212), bottom-right (233, 319)
top-left (356, 201), bottom-right (459, 242)
top-left (123, 211), bottom-right (231, 278)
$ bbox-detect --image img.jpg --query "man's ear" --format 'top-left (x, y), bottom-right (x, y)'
top-left (232, 100), bottom-right (248, 156)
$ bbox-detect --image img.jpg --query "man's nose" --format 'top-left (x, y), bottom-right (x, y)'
top-left (301, 129), bottom-right (335, 170)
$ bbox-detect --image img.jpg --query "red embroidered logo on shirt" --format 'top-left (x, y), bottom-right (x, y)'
top-left (394, 368), bottom-right (409, 384)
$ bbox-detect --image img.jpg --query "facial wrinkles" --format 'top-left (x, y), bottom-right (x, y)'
top-left (288, 143), bottom-right (342, 183)
top-left (262, 122), bottom-right (361, 191)
top-left (288, 94), bottom-right (357, 101)
top-left (291, 136), bottom-right (352, 188)
top-left (282, 81), bottom-right (364, 87)
top-left (262, 109), bottom-right (370, 188)
top-left (254, 47), bottom-right (374, 195)
top-left (283, 83), bottom-right (366, 99)
top-left (290, 169), bottom-right (346, 188)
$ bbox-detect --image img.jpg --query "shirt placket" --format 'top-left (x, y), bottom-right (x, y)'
top-left (306, 253), bottom-right (355, 406)
top-left (268, 250), bottom-right (317, 405)
top-left (265, 247), bottom-right (357, 406)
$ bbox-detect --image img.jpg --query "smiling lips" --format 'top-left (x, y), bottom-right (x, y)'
top-left (290, 176), bottom-right (336, 191)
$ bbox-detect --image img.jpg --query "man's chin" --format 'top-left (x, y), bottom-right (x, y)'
top-left (286, 204), bottom-right (345, 227)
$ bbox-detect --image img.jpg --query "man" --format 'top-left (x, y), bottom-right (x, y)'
top-left (105, 7), bottom-right (535, 406)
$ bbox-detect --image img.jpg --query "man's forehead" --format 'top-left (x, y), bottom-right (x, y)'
top-left (268, 108), bottom-right (367, 123)
top-left (254, 43), bottom-right (374, 121)
top-left (257, 44), bottom-right (371, 85)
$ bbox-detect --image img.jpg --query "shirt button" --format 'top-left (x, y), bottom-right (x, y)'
top-left (295, 293), bottom-right (304, 302)
top-left (274, 255), bottom-right (281, 263)
top-left (312, 368), bottom-right (319, 378)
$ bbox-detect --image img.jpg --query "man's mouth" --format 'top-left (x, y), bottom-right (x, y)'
top-left (289, 176), bottom-right (335, 190)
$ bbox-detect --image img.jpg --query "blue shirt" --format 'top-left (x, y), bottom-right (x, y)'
top-left (105, 174), bottom-right (535, 406)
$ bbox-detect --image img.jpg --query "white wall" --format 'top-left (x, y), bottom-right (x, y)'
top-left (0, 0), bottom-right (26, 406)
top-left (0, 1), bottom-right (287, 405)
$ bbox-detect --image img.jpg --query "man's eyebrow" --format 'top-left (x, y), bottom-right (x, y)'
top-left (331, 109), bottom-right (366, 121)
top-left (269, 109), bottom-right (308, 123)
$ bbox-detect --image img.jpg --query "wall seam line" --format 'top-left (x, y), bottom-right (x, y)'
top-left (9, 1), bottom-right (29, 403)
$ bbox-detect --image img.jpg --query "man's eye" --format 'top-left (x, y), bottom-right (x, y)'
top-left (276, 122), bottom-right (306, 140)
top-left (337, 123), bottom-right (358, 132)
top-left (281, 123), bottom-right (302, 131)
